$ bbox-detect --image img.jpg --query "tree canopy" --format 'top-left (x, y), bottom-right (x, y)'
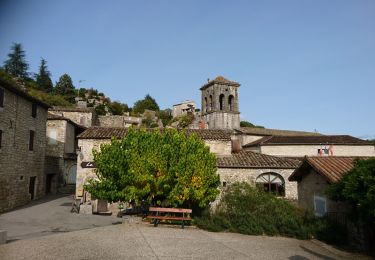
top-left (55, 73), bottom-right (75, 103)
top-left (36, 58), bottom-right (53, 92)
top-left (240, 120), bottom-right (265, 128)
top-left (133, 94), bottom-right (160, 114)
top-left (84, 128), bottom-right (220, 208)
top-left (3, 43), bottom-right (29, 79)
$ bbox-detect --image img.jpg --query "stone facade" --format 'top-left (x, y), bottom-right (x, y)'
top-left (296, 169), bottom-right (348, 214)
top-left (49, 107), bottom-right (95, 128)
top-left (257, 144), bottom-right (375, 157)
top-left (45, 117), bottom-right (82, 191)
top-left (200, 76), bottom-right (240, 130)
top-left (0, 84), bottom-right (48, 212)
top-left (217, 168), bottom-right (297, 200)
top-left (97, 115), bottom-right (141, 127)
top-left (205, 140), bottom-right (232, 156)
top-left (76, 138), bottom-right (110, 197)
top-left (172, 100), bottom-right (196, 118)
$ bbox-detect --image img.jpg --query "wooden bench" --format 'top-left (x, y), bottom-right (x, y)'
top-left (146, 207), bottom-right (192, 228)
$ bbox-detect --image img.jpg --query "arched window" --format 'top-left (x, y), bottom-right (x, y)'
top-left (204, 97), bottom-right (208, 112)
top-left (219, 94), bottom-right (224, 111)
top-left (256, 172), bottom-right (285, 196)
top-left (209, 95), bottom-right (213, 111)
top-left (228, 95), bottom-right (234, 111)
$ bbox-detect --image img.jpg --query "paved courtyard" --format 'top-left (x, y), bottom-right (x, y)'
top-left (0, 195), bottom-right (371, 259)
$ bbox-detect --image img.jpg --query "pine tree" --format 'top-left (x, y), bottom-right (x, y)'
top-left (3, 43), bottom-right (29, 79)
top-left (55, 73), bottom-right (76, 103)
top-left (36, 58), bottom-right (53, 92)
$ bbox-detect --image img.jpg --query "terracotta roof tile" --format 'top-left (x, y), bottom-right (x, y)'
top-left (77, 127), bottom-right (232, 141)
top-left (217, 150), bottom-right (301, 169)
top-left (244, 135), bottom-right (370, 147)
top-left (289, 156), bottom-right (371, 183)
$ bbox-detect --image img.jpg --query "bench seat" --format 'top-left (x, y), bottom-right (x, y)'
top-left (146, 207), bottom-right (192, 228)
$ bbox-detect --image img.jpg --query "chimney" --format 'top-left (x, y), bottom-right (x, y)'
top-left (231, 139), bottom-right (241, 153)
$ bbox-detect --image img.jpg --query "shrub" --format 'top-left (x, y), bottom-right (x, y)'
top-left (195, 183), bottom-right (314, 239)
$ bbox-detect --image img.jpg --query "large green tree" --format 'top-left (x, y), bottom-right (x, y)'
top-left (55, 73), bottom-right (75, 103)
top-left (36, 58), bottom-right (53, 92)
top-left (84, 128), bottom-right (220, 208)
top-left (133, 94), bottom-right (160, 114)
top-left (3, 43), bottom-right (29, 79)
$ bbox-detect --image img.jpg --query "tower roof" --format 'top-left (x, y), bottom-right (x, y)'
top-left (200, 76), bottom-right (240, 90)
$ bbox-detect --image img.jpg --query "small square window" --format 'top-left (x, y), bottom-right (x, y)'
top-left (29, 130), bottom-right (35, 151)
top-left (32, 103), bottom-right (37, 118)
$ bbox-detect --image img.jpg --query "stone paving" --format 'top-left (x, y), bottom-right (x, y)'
top-left (0, 194), bottom-right (371, 259)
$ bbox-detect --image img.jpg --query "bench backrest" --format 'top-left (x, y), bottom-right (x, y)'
top-left (149, 207), bottom-right (192, 214)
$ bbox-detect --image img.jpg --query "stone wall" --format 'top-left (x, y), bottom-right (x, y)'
top-left (46, 120), bottom-right (67, 157)
top-left (76, 138), bottom-right (110, 197)
top-left (204, 112), bottom-right (240, 130)
top-left (0, 86), bottom-right (47, 212)
top-left (49, 110), bottom-right (94, 127)
top-left (217, 167), bottom-right (298, 200)
top-left (97, 115), bottom-right (141, 127)
top-left (205, 140), bottom-right (232, 156)
top-left (297, 169), bottom-right (348, 214)
top-left (260, 144), bottom-right (375, 157)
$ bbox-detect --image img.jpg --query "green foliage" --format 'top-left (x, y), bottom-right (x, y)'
top-left (133, 94), bottom-right (160, 114)
top-left (84, 128), bottom-right (220, 208)
top-left (195, 183), bottom-right (314, 239)
top-left (108, 101), bottom-right (129, 115)
top-left (240, 120), bottom-right (264, 128)
top-left (36, 58), bottom-right (53, 92)
top-left (179, 114), bottom-right (195, 128)
top-left (3, 43), bottom-right (29, 79)
top-left (328, 158), bottom-right (375, 223)
top-left (28, 88), bottom-right (72, 107)
top-left (95, 104), bottom-right (107, 115)
top-left (78, 88), bottom-right (86, 98)
top-left (55, 73), bottom-right (75, 102)
top-left (157, 110), bottom-right (173, 127)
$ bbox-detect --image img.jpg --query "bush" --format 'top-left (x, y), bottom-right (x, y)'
top-left (195, 183), bottom-right (312, 239)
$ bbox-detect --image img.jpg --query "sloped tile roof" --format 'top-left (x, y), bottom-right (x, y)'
top-left (237, 127), bottom-right (322, 136)
top-left (289, 156), bottom-right (371, 183)
top-left (200, 76), bottom-right (240, 90)
top-left (244, 135), bottom-right (370, 147)
top-left (78, 127), bottom-right (232, 141)
top-left (217, 150), bottom-right (301, 169)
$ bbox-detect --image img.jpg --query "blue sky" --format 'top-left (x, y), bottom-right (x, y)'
top-left (1, 1), bottom-right (374, 138)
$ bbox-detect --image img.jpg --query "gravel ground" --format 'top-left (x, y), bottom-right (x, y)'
top-left (0, 223), bottom-right (371, 260)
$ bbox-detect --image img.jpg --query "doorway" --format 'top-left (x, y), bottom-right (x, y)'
top-left (46, 174), bottom-right (54, 194)
top-left (29, 176), bottom-right (36, 200)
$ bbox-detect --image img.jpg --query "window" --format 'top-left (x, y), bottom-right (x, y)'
top-left (31, 103), bottom-right (37, 118)
top-left (204, 97), bottom-right (208, 112)
top-left (256, 172), bottom-right (285, 196)
top-left (0, 129), bottom-right (2, 148)
top-left (0, 88), bottom-right (4, 107)
top-left (228, 95), bottom-right (234, 111)
top-left (219, 94), bottom-right (224, 110)
top-left (314, 195), bottom-right (327, 217)
top-left (29, 130), bottom-right (35, 151)
top-left (209, 95), bottom-right (213, 111)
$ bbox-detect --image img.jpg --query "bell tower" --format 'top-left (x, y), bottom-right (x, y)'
top-left (200, 76), bottom-right (240, 129)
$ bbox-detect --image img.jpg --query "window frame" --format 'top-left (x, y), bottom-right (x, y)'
top-left (31, 103), bottom-right (37, 118)
top-left (314, 195), bottom-right (327, 217)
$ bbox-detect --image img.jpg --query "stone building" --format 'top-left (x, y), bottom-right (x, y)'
top-left (48, 106), bottom-right (96, 128)
top-left (97, 115), bottom-right (141, 127)
top-left (200, 76), bottom-right (240, 130)
top-left (45, 113), bottom-right (86, 193)
top-left (172, 100), bottom-right (196, 118)
top-left (243, 135), bottom-right (375, 157)
top-left (0, 79), bottom-right (49, 212)
top-left (288, 156), bottom-right (360, 216)
top-left (217, 151), bottom-right (300, 199)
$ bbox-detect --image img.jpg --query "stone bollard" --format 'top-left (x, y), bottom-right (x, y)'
top-left (0, 230), bottom-right (7, 244)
